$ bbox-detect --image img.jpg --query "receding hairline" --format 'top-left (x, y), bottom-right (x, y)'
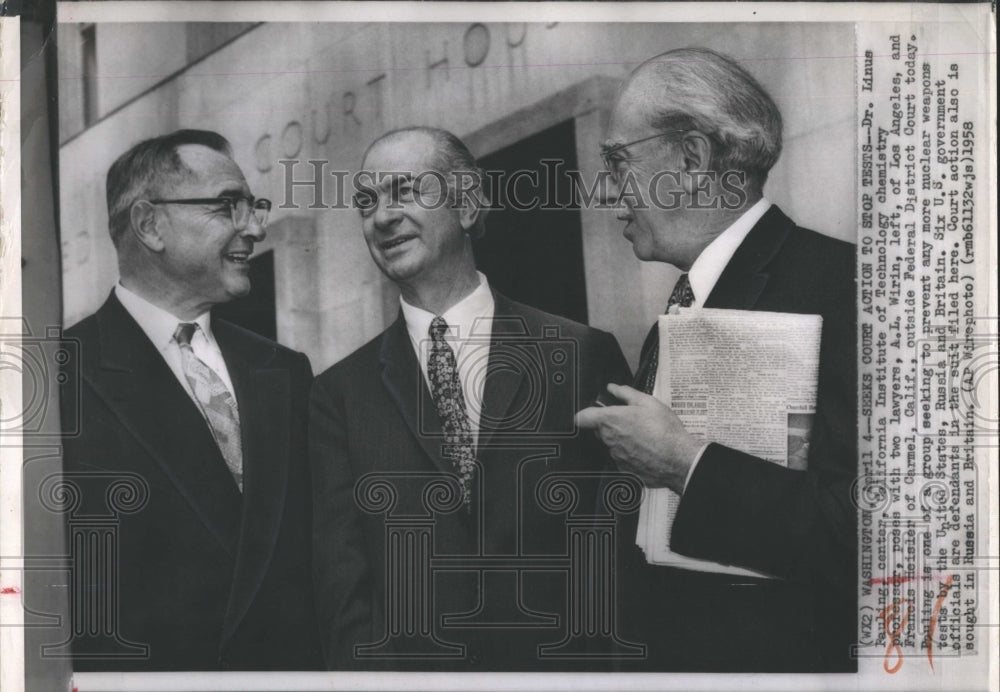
top-left (105, 129), bottom-right (240, 247)
top-left (174, 141), bottom-right (234, 160)
top-left (171, 143), bottom-right (247, 191)
top-left (361, 128), bottom-right (442, 168)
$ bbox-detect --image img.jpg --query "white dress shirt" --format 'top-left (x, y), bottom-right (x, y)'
top-left (658, 198), bottom-right (772, 491)
top-left (686, 198), bottom-right (772, 309)
top-left (115, 283), bottom-right (237, 407)
top-left (400, 272), bottom-right (495, 448)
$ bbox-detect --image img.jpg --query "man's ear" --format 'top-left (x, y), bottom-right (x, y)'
top-left (129, 200), bottom-right (166, 252)
top-left (457, 189), bottom-right (489, 237)
top-left (678, 131), bottom-right (713, 194)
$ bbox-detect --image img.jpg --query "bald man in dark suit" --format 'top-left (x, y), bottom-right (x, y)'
top-left (310, 127), bottom-right (631, 671)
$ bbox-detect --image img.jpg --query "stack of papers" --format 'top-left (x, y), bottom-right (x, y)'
top-left (635, 308), bottom-right (823, 576)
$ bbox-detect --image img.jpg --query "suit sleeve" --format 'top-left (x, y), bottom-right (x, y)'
top-left (309, 372), bottom-right (374, 669)
top-left (581, 329), bottom-right (632, 404)
top-left (671, 268), bottom-right (858, 591)
top-left (586, 329), bottom-right (639, 524)
top-left (600, 330), bottom-right (634, 391)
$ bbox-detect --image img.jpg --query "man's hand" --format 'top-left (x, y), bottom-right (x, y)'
top-left (576, 383), bottom-right (703, 494)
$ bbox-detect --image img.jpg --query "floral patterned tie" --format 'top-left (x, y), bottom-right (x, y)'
top-left (174, 323), bottom-right (243, 491)
top-left (636, 273), bottom-right (695, 394)
top-left (426, 316), bottom-right (476, 507)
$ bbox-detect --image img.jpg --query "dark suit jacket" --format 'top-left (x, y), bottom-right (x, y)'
top-left (618, 205), bottom-right (858, 672)
top-left (310, 291), bottom-right (631, 671)
top-left (61, 293), bottom-right (323, 671)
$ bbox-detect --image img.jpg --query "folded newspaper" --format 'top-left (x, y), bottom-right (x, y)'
top-left (636, 308), bottom-right (823, 577)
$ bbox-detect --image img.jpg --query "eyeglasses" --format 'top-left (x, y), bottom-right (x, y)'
top-left (148, 196), bottom-right (272, 230)
top-left (600, 130), bottom-right (688, 183)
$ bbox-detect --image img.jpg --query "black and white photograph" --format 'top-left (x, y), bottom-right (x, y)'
top-left (0, 3), bottom-right (995, 692)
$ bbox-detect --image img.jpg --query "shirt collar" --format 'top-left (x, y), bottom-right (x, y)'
top-left (400, 271), bottom-right (495, 344)
top-left (687, 198), bottom-right (772, 307)
top-left (115, 282), bottom-right (214, 351)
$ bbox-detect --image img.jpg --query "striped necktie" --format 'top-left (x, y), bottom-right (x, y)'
top-left (174, 322), bottom-right (243, 491)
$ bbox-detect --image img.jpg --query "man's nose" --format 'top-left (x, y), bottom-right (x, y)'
top-left (240, 213), bottom-right (266, 242)
top-left (604, 177), bottom-right (632, 221)
top-left (372, 196), bottom-right (402, 228)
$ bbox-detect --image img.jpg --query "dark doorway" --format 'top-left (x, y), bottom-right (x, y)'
top-left (475, 120), bottom-right (588, 323)
top-left (213, 250), bottom-right (277, 340)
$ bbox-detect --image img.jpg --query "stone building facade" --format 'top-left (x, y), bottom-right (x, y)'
top-left (58, 21), bottom-right (855, 370)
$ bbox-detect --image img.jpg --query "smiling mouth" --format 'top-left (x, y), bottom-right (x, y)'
top-left (380, 235), bottom-right (416, 251)
top-left (224, 250), bottom-right (252, 264)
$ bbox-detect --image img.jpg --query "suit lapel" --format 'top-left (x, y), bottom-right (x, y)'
top-left (476, 293), bottom-right (529, 450)
top-left (214, 320), bottom-right (291, 652)
top-left (378, 295), bottom-right (530, 510)
top-left (85, 295), bottom-right (242, 555)
top-left (704, 205), bottom-right (793, 310)
top-left (379, 315), bottom-right (454, 476)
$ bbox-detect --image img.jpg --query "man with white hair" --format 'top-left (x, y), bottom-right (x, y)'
top-left (577, 48), bottom-right (857, 671)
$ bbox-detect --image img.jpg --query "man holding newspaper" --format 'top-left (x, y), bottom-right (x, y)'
top-left (577, 48), bottom-right (858, 671)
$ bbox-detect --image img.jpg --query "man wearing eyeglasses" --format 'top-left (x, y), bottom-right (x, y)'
top-left (576, 49), bottom-right (857, 671)
top-left (62, 129), bottom-right (322, 671)
top-left (309, 126), bottom-right (631, 670)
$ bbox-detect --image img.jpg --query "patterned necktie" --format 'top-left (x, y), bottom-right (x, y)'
top-left (174, 323), bottom-right (243, 491)
top-left (634, 273), bottom-right (695, 394)
top-left (426, 316), bottom-right (476, 507)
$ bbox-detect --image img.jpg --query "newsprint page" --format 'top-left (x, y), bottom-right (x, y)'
top-left (0, 2), bottom-right (996, 692)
